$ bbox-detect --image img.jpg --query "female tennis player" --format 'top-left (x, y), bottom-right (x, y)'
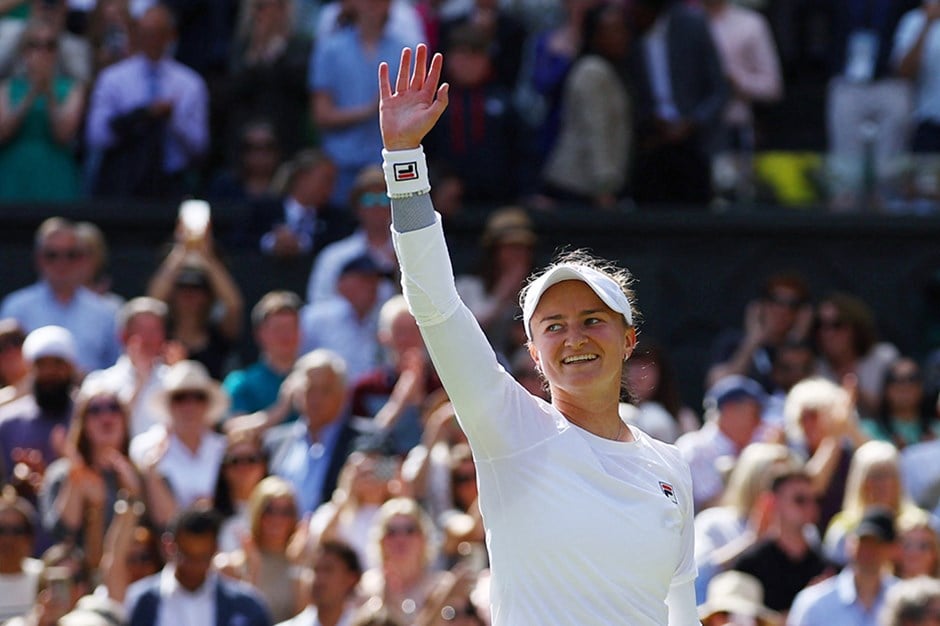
top-left (378, 44), bottom-right (699, 625)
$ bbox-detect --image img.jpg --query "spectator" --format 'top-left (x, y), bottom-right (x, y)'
top-left (628, 0), bottom-right (729, 206)
top-left (676, 374), bottom-right (766, 511)
top-left (894, 511), bottom-right (940, 579)
top-left (98, 506), bottom-right (164, 602)
top-left (425, 24), bottom-right (521, 204)
top-left (146, 229), bottom-right (243, 380)
top-left (84, 297), bottom-right (171, 436)
top-left (212, 429), bottom-right (269, 553)
top-left (206, 118), bottom-right (283, 205)
top-left (308, 0), bottom-right (407, 206)
top-left (0, 0), bottom-right (92, 83)
top-left (315, 0), bottom-right (426, 47)
top-left (414, 565), bottom-right (486, 626)
top-left (0, 217), bottom-right (120, 374)
top-left (37, 382), bottom-right (140, 571)
top-left (814, 292), bottom-right (899, 417)
top-left (438, 0), bottom-right (526, 90)
top-left (215, 476), bottom-right (306, 622)
top-left (222, 290), bottom-right (303, 424)
top-left (624, 339), bottom-right (700, 442)
top-left (86, 4), bottom-right (209, 199)
top-left (763, 340), bottom-right (817, 429)
top-left (0, 326), bottom-right (78, 504)
top-left (0, 19), bottom-right (84, 202)
top-left (0, 319), bottom-right (29, 407)
top-left (86, 0), bottom-right (134, 73)
top-left (265, 349), bottom-right (362, 516)
top-left (788, 506), bottom-right (899, 626)
top-left (707, 272), bottom-right (813, 392)
top-left (73, 221), bottom-right (124, 311)
top-left (732, 468), bottom-right (832, 613)
top-left (276, 539), bottom-right (363, 626)
top-left (301, 254), bottom-right (385, 384)
top-left (880, 575), bottom-right (940, 626)
top-left (698, 570), bottom-right (782, 626)
top-left (0, 488), bottom-right (42, 622)
top-left (247, 149), bottom-right (352, 259)
top-left (541, 0), bottom-right (633, 210)
top-left (305, 165), bottom-right (397, 308)
top-left (223, 0), bottom-right (311, 161)
top-left (124, 505), bottom-right (271, 626)
top-left (863, 357), bottom-right (939, 448)
top-left (437, 443), bottom-right (484, 564)
top-left (893, 1), bottom-right (940, 154)
top-left (129, 360), bottom-right (228, 528)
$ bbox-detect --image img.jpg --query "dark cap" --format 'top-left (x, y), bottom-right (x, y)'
top-left (174, 265), bottom-right (210, 290)
top-left (705, 375), bottom-right (767, 411)
top-left (251, 290), bottom-right (302, 327)
top-left (340, 254), bottom-right (386, 277)
top-left (855, 506), bottom-right (896, 542)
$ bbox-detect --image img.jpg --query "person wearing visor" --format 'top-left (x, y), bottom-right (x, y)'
top-left (377, 45), bottom-right (697, 625)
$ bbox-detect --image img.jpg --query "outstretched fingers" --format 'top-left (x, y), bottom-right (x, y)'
top-left (378, 62), bottom-right (392, 100)
top-left (425, 52), bottom-right (444, 98)
top-left (410, 43), bottom-right (428, 91)
top-left (395, 46), bottom-right (412, 95)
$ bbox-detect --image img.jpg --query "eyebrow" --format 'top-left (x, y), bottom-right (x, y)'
top-left (537, 309), bottom-right (608, 324)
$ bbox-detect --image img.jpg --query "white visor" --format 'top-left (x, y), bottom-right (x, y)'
top-left (522, 264), bottom-right (633, 340)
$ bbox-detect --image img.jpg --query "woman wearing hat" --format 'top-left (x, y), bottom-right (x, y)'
top-left (698, 571), bottom-right (782, 626)
top-left (129, 360), bottom-right (228, 528)
top-left (377, 46), bottom-right (697, 624)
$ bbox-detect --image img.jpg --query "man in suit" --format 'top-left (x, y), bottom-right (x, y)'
top-left (125, 505), bottom-right (271, 626)
top-left (629, 0), bottom-right (729, 207)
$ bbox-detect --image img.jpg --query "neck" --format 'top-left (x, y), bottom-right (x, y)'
top-left (264, 352), bottom-right (295, 374)
top-left (174, 426), bottom-right (203, 452)
top-left (316, 602), bottom-right (345, 626)
top-left (359, 20), bottom-right (384, 45)
top-left (50, 284), bottom-right (78, 303)
top-left (854, 569), bottom-right (884, 608)
top-left (553, 393), bottom-right (631, 441)
top-left (775, 523), bottom-right (809, 556)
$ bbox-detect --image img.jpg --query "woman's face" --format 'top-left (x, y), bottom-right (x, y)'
top-left (258, 495), bottom-right (297, 549)
top-left (528, 280), bottom-right (634, 404)
top-left (452, 459), bottom-right (478, 510)
top-left (816, 302), bottom-right (854, 359)
top-left (168, 388), bottom-right (210, 429)
top-left (172, 284), bottom-right (212, 317)
top-left (898, 526), bottom-right (939, 578)
top-left (126, 529), bottom-right (161, 583)
top-left (222, 441), bottom-right (267, 498)
top-left (82, 394), bottom-right (127, 452)
top-left (884, 359), bottom-right (924, 413)
top-left (23, 26), bottom-right (58, 76)
top-left (381, 513), bottom-right (424, 564)
top-left (862, 463), bottom-right (900, 508)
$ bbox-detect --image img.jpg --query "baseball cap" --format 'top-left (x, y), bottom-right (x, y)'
top-left (22, 325), bottom-right (77, 364)
top-left (522, 264), bottom-right (633, 340)
top-left (704, 375), bottom-right (767, 411)
top-left (855, 506), bottom-right (896, 542)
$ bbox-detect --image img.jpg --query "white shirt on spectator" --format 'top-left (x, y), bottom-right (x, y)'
top-left (130, 425), bottom-right (225, 507)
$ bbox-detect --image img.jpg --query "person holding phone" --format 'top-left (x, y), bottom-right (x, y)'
top-left (378, 44), bottom-right (698, 625)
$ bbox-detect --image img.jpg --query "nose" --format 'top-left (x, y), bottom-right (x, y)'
top-left (564, 330), bottom-right (587, 349)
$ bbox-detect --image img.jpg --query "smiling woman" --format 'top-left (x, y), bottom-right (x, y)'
top-left (378, 44), bottom-right (699, 625)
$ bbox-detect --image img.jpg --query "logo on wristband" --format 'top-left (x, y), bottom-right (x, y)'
top-left (393, 162), bottom-right (419, 181)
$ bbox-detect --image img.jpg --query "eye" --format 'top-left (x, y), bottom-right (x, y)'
top-left (584, 317), bottom-right (603, 326)
top-left (545, 322), bottom-right (562, 333)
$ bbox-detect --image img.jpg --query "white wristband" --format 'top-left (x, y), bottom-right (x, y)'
top-left (382, 146), bottom-right (431, 198)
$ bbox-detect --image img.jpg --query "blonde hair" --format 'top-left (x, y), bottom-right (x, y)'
top-left (247, 476), bottom-right (297, 546)
top-left (783, 377), bottom-right (847, 446)
top-left (841, 440), bottom-right (906, 516)
top-left (367, 497), bottom-right (438, 569)
top-left (720, 443), bottom-right (803, 517)
top-left (897, 510), bottom-right (940, 578)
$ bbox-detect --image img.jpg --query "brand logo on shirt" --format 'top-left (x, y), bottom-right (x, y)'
top-left (393, 162), bottom-right (419, 181)
top-left (659, 481), bottom-right (677, 505)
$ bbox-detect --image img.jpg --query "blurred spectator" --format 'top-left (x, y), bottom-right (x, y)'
top-left (6, 550), bottom-right (85, 626)
top-left (414, 564), bottom-right (486, 626)
top-left (698, 570), bottom-right (781, 626)
top-left (73, 221), bottom-right (124, 310)
top-left (0, 319), bottom-right (29, 407)
top-left (129, 360), bottom-right (228, 528)
top-left (265, 349), bottom-right (362, 516)
top-left (0, 488), bottom-right (41, 622)
top-left (215, 476), bottom-right (306, 622)
top-left (86, 0), bottom-right (134, 73)
top-left (628, 0), bottom-right (729, 207)
top-left (146, 228), bottom-right (243, 380)
top-left (879, 575), bottom-right (940, 626)
top-left (732, 467), bottom-right (832, 613)
top-left (788, 506), bottom-right (898, 626)
top-left (676, 375), bottom-right (766, 511)
top-left (863, 357), bottom-right (939, 448)
top-left (359, 497), bottom-right (443, 625)
top-left (86, 4), bottom-right (209, 199)
top-left (124, 505), bottom-right (271, 626)
top-left (0, 326), bottom-right (77, 504)
top-left (702, 0), bottom-right (782, 203)
top-left (540, 0), bottom-right (632, 210)
top-left (454, 206), bottom-right (534, 356)
top-left (425, 25), bottom-right (521, 204)
top-left (762, 340), bottom-right (817, 428)
top-left (894, 510), bottom-right (940, 579)
top-left (707, 272), bottom-right (813, 392)
top-left (438, 0), bottom-right (526, 90)
top-left (222, 290), bottom-right (303, 424)
top-left (84, 297), bottom-right (171, 436)
top-left (438, 442), bottom-right (484, 564)
top-left (814, 292), bottom-right (899, 417)
top-left (0, 218), bottom-right (120, 374)
top-left (276, 539), bottom-right (363, 626)
top-left (823, 440), bottom-right (927, 568)
top-left (98, 507), bottom-right (164, 602)
top-left (0, 0), bottom-right (92, 83)
top-left (37, 382), bottom-right (139, 570)
top-left (308, 0), bottom-right (406, 206)
top-left (0, 19), bottom-right (84, 202)
top-left (893, 2), bottom-right (940, 153)
top-left (301, 254), bottom-right (385, 384)
top-left (246, 149), bottom-right (353, 259)
top-left (223, 0), bottom-right (311, 162)
top-left (212, 429), bottom-right (269, 552)
top-left (159, 0), bottom-right (237, 80)
top-left (624, 339), bottom-right (700, 442)
top-left (305, 165), bottom-right (397, 307)
top-left (316, 0), bottom-right (427, 47)
top-left (206, 118), bottom-right (283, 205)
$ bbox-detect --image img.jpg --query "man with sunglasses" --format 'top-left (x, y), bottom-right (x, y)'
top-left (0, 218), bottom-right (120, 374)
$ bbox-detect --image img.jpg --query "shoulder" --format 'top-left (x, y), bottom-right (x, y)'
top-left (0, 394), bottom-right (37, 424)
top-left (790, 573), bottom-right (839, 617)
top-left (1, 282), bottom-right (41, 308)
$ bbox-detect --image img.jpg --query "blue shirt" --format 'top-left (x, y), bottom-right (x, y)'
top-left (222, 359), bottom-right (292, 419)
top-left (0, 281), bottom-right (119, 372)
top-left (786, 567), bottom-right (896, 626)
top-left (268, 418), bottom-right (345, 515)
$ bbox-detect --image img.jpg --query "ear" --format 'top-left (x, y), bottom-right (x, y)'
top-left (527, 342), bottom-right (540, 369)
top-left (623, 327), bottom-right (637, 360)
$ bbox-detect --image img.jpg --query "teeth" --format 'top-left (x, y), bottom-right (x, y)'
top-left (563, 354), bottom-right (597, 364)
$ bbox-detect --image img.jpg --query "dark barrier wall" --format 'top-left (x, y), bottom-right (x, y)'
top-left (2, 201), bottom-right (940, 408)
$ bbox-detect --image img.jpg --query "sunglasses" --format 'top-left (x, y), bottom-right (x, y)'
top-left (385, 522), bottom-right (420, 538)
top-left (0, 524), bottom-right (31, 537)
top-left (453, 472), bottom-right (476, 484)
top-left (223, 453), bottom-right (264, 467)
top-left (888, 372), bottom-right (921, 384)
top-left (358, 192), bottom-right (390, 208)
top-left (903, 539), bottom-right (935, 552)
top-left (262, 504), bottom-right (296, 518)
top-left (818, 318), bottom-right (848, 331)
top-left (41, 248), bottom-right (84, 262)
top-left (789, 494), bottom-right (816, 507)
top-left (85, 400), bottom-right (122, 417)
top-left (170, 390), bottom-right (209, 404)
top-left (26, 39), bottom-right (57, 51)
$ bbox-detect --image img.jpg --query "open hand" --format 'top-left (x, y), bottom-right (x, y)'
top-left (378, 44), bottom-right (449, 150)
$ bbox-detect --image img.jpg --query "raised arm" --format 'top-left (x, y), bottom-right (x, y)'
top-left (378, 45), bottom-right (449, 151)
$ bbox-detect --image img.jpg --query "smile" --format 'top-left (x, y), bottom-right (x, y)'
top-left (562, 354), bottom-right (598, 364)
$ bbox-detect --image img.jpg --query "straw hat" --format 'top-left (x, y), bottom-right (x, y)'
top-left (481, 206), bottom-right (536, 247)
top-left (155, 360), bottom-right (229, 424)
top-left (698, 571), bottom-right (782, 625)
